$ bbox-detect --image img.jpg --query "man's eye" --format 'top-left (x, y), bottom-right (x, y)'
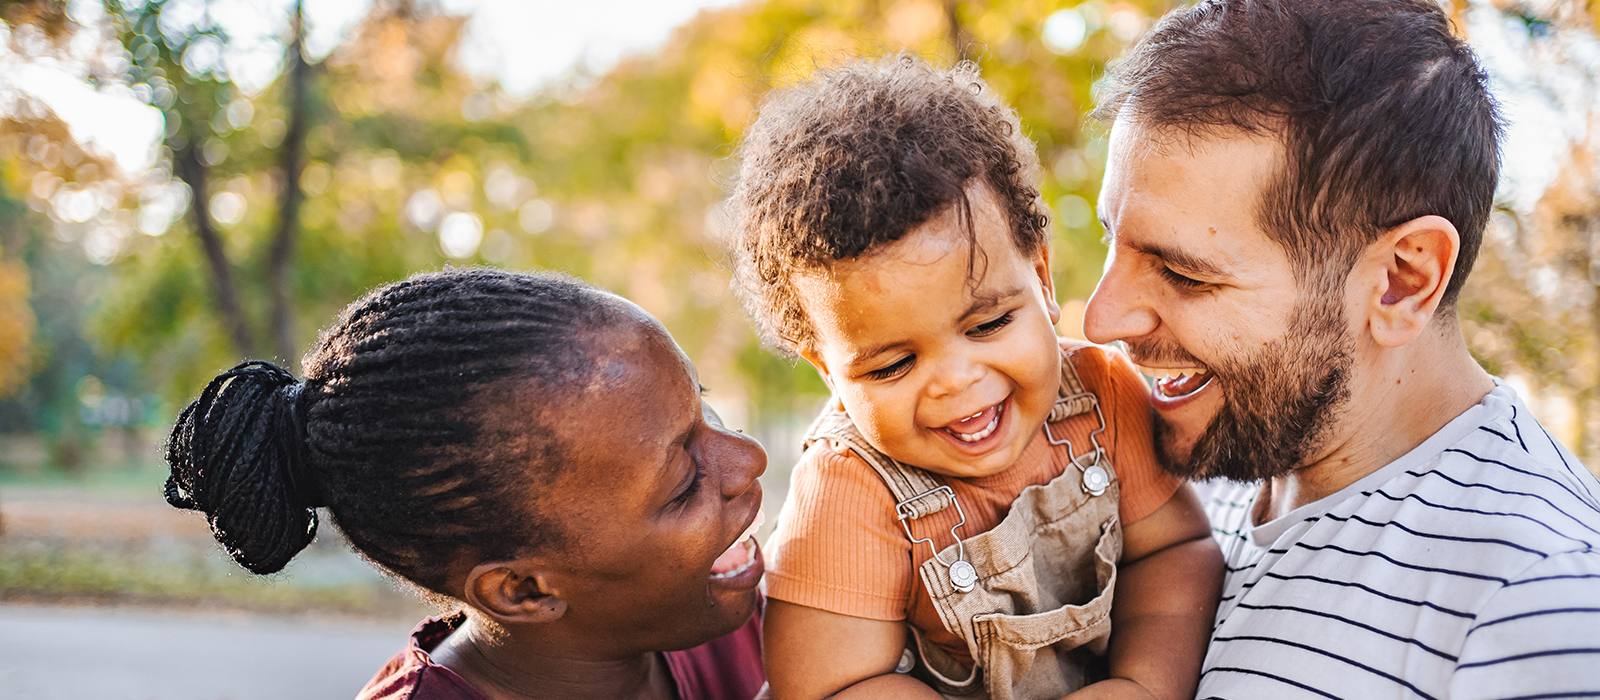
top-left (1160, 266), bottom-right (1208, 290)
top-left (970, 311), bottom-right (1014, 338)
top-left (865, 356), bottom-right (913, 381)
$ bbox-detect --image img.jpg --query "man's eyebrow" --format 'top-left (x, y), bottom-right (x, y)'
top-left (1128, 239), bottom-right (1228, 278)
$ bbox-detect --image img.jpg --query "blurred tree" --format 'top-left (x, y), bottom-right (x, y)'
top-left (0, 244), bottom-right (34, 398)
top-left (4, 0), bottom-right (1593, 475)
top-left (1457, 0), bottom-right (1600, 466)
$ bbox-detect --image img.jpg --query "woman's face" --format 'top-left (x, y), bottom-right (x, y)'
top-left (527, 315), bottom-right (767, 655)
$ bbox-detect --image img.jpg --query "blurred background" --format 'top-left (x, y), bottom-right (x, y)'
top-left (0, 0), bottom-right (1595, 696)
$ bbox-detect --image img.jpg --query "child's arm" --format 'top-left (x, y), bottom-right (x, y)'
top-left (765, 600), bottom-right (943, 699)
top-left (1065, 483), bottom-right (1223, 700)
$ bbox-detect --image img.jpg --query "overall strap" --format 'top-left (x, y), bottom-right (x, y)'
top-left (799, 346), bottom-right (1101, 521)
top-left (1048, 348), bottom-right (1097, 422)
top-left (802, 408), bottom-right (954, 519)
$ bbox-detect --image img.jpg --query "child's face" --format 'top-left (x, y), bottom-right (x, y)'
top-left (795, 181), bottom-right (1063, 478)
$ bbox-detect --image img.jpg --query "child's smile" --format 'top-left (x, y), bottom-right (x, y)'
top-left (793, 180), bottom-right (1064, 479)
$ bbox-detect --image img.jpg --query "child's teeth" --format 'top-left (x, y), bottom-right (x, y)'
top-left (953, 412), bottom-right (1000, 442)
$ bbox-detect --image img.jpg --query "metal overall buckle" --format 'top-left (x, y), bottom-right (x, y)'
top-left (1044, 394), bottom-right (1112, 496)
top-left (896, 486), bottom-right (978, 593)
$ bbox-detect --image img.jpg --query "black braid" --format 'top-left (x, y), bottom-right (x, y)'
top-left (165, 361), bottom-right (318, 574)
top-left (164, 268), bottom-right (618, 591)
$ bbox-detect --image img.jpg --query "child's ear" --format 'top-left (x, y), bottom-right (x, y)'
top-left (798, 345), bottom-right (845, 412)
top-left (462, 560), bottom-right (568, 626)
top-left (1032, 243), bottom-right (1062, 326)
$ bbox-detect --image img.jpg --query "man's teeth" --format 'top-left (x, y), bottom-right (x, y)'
top-left (1137, 365), bottom-right (1207, 382)
top-left (951, 412), bottom-right (1000, 442)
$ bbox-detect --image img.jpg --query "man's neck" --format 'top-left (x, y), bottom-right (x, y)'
top-left (1258, 321), bottom-right (1496, 522)
top-left (429, 616), bottom-right (676, 700)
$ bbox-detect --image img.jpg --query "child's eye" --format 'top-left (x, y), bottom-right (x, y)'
top-left (865, 356), bottom-right (914, 381)
top-left (1160, 266), bottom-right (1208, 291)
top-left (969, 312), bottom-right (1014, 338)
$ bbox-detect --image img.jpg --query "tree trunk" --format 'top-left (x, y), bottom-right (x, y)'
top-left (173, 141), bottom-right (257, 358)
top-left (267, 0), bottom-right (310, 367)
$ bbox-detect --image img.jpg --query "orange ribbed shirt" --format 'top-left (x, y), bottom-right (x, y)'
top-left (763, 340), bottom-right (1180, 664)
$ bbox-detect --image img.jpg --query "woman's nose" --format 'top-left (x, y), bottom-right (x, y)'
top-left (1083, 250), bottom-right (1159, 344)
top-left (713, 429), bottom-right (766, 499)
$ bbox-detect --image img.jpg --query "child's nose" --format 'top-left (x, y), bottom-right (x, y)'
top-left (927, 354), bottom-right (984, 399)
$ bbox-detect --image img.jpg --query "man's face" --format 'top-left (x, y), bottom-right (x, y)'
top-left (1084, 121), bottom-right (1353, 481)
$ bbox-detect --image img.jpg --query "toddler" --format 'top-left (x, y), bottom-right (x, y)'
top-left (730, 57), bottom-right (1223, 700)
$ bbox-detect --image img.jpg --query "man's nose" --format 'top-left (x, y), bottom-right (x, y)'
top-left (1083, 249), bottom-right (1159, 344)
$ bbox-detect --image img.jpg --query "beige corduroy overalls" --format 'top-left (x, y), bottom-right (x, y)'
top-left (801, 348), bottom-right (1124, 700)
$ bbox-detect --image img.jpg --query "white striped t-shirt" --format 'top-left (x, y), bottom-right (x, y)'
top-left (1197, 381), bottom-right (1600, 699)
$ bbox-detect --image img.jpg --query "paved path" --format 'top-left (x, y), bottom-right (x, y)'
top-left (0, 604), bottom-right (420, 699)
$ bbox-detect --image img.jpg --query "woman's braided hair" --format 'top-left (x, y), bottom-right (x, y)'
top-left (165, 268), bottom-right (618, 594)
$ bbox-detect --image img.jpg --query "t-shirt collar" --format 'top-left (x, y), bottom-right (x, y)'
top-left (1247, 379), bottom-right (1515, 546)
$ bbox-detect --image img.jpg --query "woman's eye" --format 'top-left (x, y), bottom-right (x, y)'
top-left (969, 311), bottom-right (1014, 338)
top-left (670, 464), bottom-right (704, 508)
top-left (1160, 266), bottom-right (1208, 290)
top-left (865, 356), bottom-right (914, 381)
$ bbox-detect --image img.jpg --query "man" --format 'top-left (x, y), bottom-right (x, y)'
top-left (1083, 0), bottom-right (1600, 697)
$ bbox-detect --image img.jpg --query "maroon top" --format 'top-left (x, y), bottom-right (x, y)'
top-left (355, 607), bottom-right (765, 700)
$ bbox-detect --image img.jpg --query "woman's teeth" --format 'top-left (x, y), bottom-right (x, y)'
top-left (710, 539), bottom-right (758, 579)
top-left (710, 507), bottom-right (766, 579)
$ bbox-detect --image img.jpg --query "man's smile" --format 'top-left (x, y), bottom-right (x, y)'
top-left (1135, 364), bottom-right (1215, 400)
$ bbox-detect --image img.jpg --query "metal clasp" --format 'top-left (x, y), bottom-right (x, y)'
top-left (896, 486), bottom-right (978, 592)
top-left (1045, 394), bottom-right (1112, 496)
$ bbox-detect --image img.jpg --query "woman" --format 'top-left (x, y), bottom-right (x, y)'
top-left (164, 268), bottom-right (767, 699)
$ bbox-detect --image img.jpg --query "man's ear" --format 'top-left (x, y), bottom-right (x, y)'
top-left (462, 560), bottom-right (568, 626)
top-left (1032, 243), bottom-right (1062, 326)
top-left (1362, 215), bottom-right (1459, 348)
top-left (797, 345), bottom-right (845, 412)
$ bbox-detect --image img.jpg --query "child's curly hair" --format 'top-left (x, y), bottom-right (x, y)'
top-left (729, 55), bottom-right (1049, 355)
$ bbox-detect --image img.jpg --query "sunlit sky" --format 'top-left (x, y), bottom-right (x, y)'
top-left (7, 0), bottom-right (745, 176)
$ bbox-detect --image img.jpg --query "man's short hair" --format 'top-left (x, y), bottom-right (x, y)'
top-left (730, 55), bottom-right (1049, 353)
top-left (1094, 0), bottom-right (1502, 304)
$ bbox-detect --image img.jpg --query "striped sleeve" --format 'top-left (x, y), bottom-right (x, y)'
top-left (1451, 549), bottom-right (1600, 699)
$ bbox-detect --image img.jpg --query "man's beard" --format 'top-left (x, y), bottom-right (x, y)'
top-left (1146, 294), bottom-right (1354, 483)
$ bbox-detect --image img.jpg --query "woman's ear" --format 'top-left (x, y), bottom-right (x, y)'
top-left (1362, 215), bottom-right (1460, 348)
top-left (462, 561), bottom-right (568, 625)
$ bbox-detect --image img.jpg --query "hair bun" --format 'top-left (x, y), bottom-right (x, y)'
top-left (164, 360), bottom-right (321, 574)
